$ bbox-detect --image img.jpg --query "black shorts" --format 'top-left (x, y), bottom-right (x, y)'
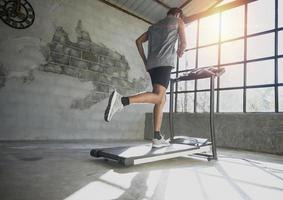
top-left (148, 66), bottom-right (172, 89)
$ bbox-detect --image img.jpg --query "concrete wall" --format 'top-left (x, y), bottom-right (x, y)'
top-left (145, 113), bottom-right (283, 154)
top-left (0, 0), bottom-right (154, 140)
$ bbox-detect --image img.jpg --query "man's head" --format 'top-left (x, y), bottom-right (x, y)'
top-left (167, 7), bottom-right (183, 18)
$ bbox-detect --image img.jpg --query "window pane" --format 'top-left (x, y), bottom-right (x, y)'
top-left (166, 73), bottom-right (176, 93)
top-left (219, 89), bottom-right (243, 112)
top-left (221, 6), bottom-right (244, 41)
top-left (279, 58), bottom-right (283, 83)
top-left (220, 64), bottom-right (244, 88)
top-left (221, 39), bottom-right (244, 64)
top-left (246, 87), bottom-right (275, 112)
top-left (164, 94), bottom-right (173, 112)
top-left (248, 0), bottom-right (275, 34)
top-left (279, 0), bottom-right (283, 28)
top-left (279, 86), bottom-right (283, 112)
top-left (279, 31), bottom-right (283, 55)
top-left (196, 92), bottom-right (217, 112)
top-left (186, 21), bottom-right (198, 49)
top-left (177, 93), bottom-right (194, 112)
top-left (179, 50), bottom-right (196, 71)
top-left (247, 60), bottom-right (274, 86)
top-left (198, 45), bottom-right (218, 67)
top-left (197, 78), bottom-right (217, 90)
top-left (247, 33), bottom-right (274, 60)
top-left (178, 80), bottom-right (195, 91)
top-left (199, 14), bottom-right (220, 46)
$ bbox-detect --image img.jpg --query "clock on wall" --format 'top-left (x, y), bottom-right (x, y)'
top-left (0, 0), bottom-right (35, 29)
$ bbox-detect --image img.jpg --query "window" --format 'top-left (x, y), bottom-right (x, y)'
top-left (164, 94), bottom-right (172, 112)
top-left (221, 39), bottom-right (244, 64)
top-left (219, 89), bottom-right (243, 112)
top-left (178, 50), bottom-right (196, 71)
top-left (196, 92), bottom-right (210, 112)
top-left (246, 87), bottom-right (275, 112)
top-left (279, 58), bottom-right (283, 83)
top-left (197, 78), bottom-right (217, 90)
top-left (220, 64), bottom-right (244, 88)
top-left (221, 5), bottom-right (244, 41)
top-left (248, 0), bottom-right (275, 34)
top-left (172, 0), bottom-right (280, 113)
top-left (178, 80), bottom-right (195, 91)
top-left (247, 33), bottom-right (274, 60)
top-left (177, 93), bottom-right (194, 112)
top-left (196, 92), bottom-right (217, 112)
top-left (166, 73), bottom-right (176, 93)
top-left (246, 60), bottom-right (274, 86)
top-left (279, 86), bottom-right (283, 112)
top-left (279, 0), bottom-right (283, 28)
top-left (279, 31), bottom-right (283, 55)
top-left (199, 14), bottom-right (220, 46)
top-left (198, 45), bottom-right (218, 67)
top-left (186, 21), bottom-right (198, 49)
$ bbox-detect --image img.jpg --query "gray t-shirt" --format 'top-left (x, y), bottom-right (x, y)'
top-left (146, 15), bottom-right (179, 71)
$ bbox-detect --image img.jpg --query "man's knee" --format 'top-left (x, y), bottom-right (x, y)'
top-left (155, 93), bottom-right (166, 105)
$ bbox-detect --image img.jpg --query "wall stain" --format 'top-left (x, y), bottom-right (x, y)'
top-left (0, 63), bottom-right (6, 89)
top-left (41, 20), bottom-right (150, 109)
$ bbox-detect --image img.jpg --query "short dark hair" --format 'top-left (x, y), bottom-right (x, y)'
top-left (167, 7), bottom-right (183, 16)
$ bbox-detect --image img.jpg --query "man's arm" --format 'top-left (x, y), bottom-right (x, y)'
top-left (136, 31), bottom-right (148, 67)
top-left (177, 19), bottom-right (187, 58)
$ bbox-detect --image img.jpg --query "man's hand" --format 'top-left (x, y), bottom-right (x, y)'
top-left (177, 49), bottom-right (184, 58)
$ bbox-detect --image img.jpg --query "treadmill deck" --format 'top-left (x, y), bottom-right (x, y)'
top-left (91, 143), bottom-right (211, 166)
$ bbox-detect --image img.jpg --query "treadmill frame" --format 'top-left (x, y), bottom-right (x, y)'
top-left (169, 72), bottom-right (218, 161)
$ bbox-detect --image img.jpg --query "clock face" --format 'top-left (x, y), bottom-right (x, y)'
top-left (0, 0), bottom-right (35, 29)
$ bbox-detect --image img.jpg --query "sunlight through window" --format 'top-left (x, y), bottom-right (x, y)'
top-left (247, 33), bottom-right (274, 60)
top-left (248, 0), bottom-right (275, 34)
top-left (199, 14), bottom-right (220, 46)
top-left (221, 6), bottom-right (244, 41)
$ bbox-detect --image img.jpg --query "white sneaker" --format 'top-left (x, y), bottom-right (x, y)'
top-left (152, 135), bottom-right (170, 148)
top-left (104, 90), bottom-right (124, 122)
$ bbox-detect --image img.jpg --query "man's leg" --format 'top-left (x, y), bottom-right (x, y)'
top-left (128, 84), bottom-right (166, 140)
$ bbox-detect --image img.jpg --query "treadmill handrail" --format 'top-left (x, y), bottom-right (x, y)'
top-left (172, 67), bottom-right (225, 82)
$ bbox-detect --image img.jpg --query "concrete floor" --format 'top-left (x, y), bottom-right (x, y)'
top-left (0, 141), bottom-right (282, 200)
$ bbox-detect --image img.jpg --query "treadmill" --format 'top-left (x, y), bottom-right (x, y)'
top-left (90, 67), bottom-right (225, 166)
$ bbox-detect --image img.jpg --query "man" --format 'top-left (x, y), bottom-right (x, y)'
top-left (104, 8), bottom-right (187, 147)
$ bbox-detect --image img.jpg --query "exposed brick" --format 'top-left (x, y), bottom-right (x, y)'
top-left (95, 83), bottom-right (110, 93)
top-left (82, 51), bottom-right (99, 62)
top-left (62, 65), bottom-right (81, 78)
top-left (92, 45), bottom-right (109, 56)
top-left (79, 70), bottom-right (101, 81)
top-left (50, 52), bottom-right (69, 65)
top-left (98, 73), bottom-right (112, 84)
top-left (71, 91), bottom-right (108, 110)
top-left (49, 43), bottom-right (64, 54)
top-left (69, 48), bottom-right (81, 58)
top-left (108, 51), bottom-right (122, 60)
top-left (77, 39), bottom-right (91, 50)
top-left (69, 57), bottom-right (90, 69)
top-left (89, 63), bottom-right (104, 73)
top-left (43, 63), bottom-right (63, 74)
top-left (99, 56), bottom-right (115, 67)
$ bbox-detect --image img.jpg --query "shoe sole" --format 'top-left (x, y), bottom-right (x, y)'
top-left (104, 91), bottom-right (116, 122)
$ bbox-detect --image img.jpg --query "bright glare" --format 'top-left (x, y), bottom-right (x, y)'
top-left (64, 181), bottom-right (124, 200)
top-left (100, 170), bottom-right (138, 189)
